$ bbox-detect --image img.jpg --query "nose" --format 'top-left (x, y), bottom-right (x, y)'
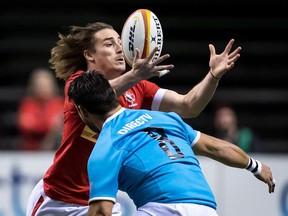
top-left (116, 42), bottom-right (123, 53)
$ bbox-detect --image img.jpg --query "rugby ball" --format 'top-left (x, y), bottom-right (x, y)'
top-left (121, 9), bottom-right (163, 67)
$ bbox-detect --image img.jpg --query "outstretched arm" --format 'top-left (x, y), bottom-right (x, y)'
top-left (193, 133), bottom-right (275, 194)
top-left (110, 47), bottom-right (174, 97)
top-left (159, 39), bottom-right (241, 118)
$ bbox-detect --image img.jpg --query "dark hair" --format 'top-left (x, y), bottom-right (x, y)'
top-left (68, 70), bottom-right (118, 115)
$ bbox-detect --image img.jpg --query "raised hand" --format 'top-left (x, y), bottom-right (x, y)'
top-left (209, 39), bottom-right (242, 79)
top-left (131, 47), bottom-right (174, 79)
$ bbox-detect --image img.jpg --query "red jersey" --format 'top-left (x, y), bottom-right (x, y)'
top-left (43, 70), bottom-right (160, 205)
top-left (17, 96), bottom-right (64, 150)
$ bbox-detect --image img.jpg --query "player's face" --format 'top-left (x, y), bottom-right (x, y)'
top-left (88, 29), bottom-right (126, 80)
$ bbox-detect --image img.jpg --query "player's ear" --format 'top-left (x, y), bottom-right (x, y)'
top-left (74, 103), bottom-right (89, 118)
top-left (78, 105), bottom-right (90, 117)
top-left (83, 50), bottom-right (94, 61)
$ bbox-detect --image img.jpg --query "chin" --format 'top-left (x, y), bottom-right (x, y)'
top-left (116, 65), bottom-right (126, 74)
top-left (118, 64), bottom-right (126, 71)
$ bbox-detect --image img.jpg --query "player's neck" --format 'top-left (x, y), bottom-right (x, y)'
top-left (97, 105), bottom-right (123, 123)
top-left (105, 105), bottom-right (123, 119)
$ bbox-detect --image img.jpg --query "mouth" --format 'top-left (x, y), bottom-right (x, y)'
top-left (116, 57), bottom-right (125, 63)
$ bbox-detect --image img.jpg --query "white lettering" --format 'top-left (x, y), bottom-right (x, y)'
top-left (117, 113), bottom-right (153, 134)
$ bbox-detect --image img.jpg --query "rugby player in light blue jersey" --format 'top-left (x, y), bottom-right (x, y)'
top-left (68, 71), bottom-right (275, 216)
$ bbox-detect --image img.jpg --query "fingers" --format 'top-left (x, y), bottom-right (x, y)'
top-left (223, 38), bottom-right (235, 53)
top-left (158, 69), bottom-right (170, 77)
top-left (229, 46), bottom-right (242, 58)
top-left (269, 178), bottom-right (276, 193)
top-left (226, 62), bottom-right (235, 70)
top-left (133, 46), bottom-right (159, 64)
top-left (135, 46), bottom-right (159, 61)
top-left (137, 46), bottom-right (170, 65)
top-left (149, 52), bottom-right (174, 75)
top-left (263, 164), bottom-right (275, 193)
top-left (225, 39), bottom-right (242, 64)
top-left (209, 39), bottom-right (241, 60)
top-left (227, 44), bottom-right (241, 65)
top-left (132, 46), bottom-right (174, 79)
top-left (227, 47), bottom-right (241, 64)
top-left (152, 53), bottom-right (170, 65)
top-left (134, 48), bottom-right (140, 61)
top-left (227, 53), bottom-right (241, 65)
top-left (255, 163), bottom-right (275, 194)
top-left (221, 39), bottom-right (242, 57)
top-left (147, 46), bottom-right (159, 62)
top-left (209, 44), bottom-right (215, 56)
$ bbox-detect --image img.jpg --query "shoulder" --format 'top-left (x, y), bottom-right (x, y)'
top-left (136, 80), bottom-right (159, 89)
top-left (66, 70), bottom-right (85, 85)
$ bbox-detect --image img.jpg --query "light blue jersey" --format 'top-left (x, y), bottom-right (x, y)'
top-left (88, 108), bottom-right (216, 209)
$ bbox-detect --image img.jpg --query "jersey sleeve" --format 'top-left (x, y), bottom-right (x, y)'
top-left (172, 112), bottom-right (201, 147)
top-left (185, 124), bottom-right (201, 147)
top-left (151, 88), bottom-right (167, 111)
top-left (139, 80), bottom-right (162, 110)
top-left (87, 131), bottom-right (122, 204)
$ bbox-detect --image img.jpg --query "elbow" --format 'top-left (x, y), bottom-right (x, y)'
top-left (189, 110), bottom-right (201, 118)
top-left (178, 102), bottom-right (202, 118)
top-left (182, 98), bottom-right (205, 118)
top-left (181, 109), bottom-right (202, 119)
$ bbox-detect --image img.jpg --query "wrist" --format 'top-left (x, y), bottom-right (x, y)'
top-left (245, 157), bottom-right (262, 175)
top-left (126, 69), bottom-right (142, 83)
top-left (209, 70), bottom-right (221, 80)
top-left (109, 69), bottom-right (141, 97)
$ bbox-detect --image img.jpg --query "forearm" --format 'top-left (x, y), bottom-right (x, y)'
top-left (209, 138), bottom-right (276, 193)
top-left (109, 70), bottom-right (141, 97)
top-left (183, 72), bottom-right (220, 117)
top-left (195, 133), bottom-right (275, 193)
top-left (158, 72), bottom-right (220, 118)
top-left (195, 134), bottom-right (249, 168)
top-left (211, 139), bottom-right (249, 168)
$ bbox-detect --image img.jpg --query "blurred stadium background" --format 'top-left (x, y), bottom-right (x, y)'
top-left (1, 0), bottom-right (287, 152)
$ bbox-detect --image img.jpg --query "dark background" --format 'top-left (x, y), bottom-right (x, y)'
top-left (1, 0), bottom-right (287, 151)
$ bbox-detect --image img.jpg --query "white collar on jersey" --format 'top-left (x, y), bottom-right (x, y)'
top-left (103, 107), bottom-right (126, 127)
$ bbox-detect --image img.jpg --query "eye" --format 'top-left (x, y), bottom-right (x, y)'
top-left (105, 42), bottom-right (113, 47)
